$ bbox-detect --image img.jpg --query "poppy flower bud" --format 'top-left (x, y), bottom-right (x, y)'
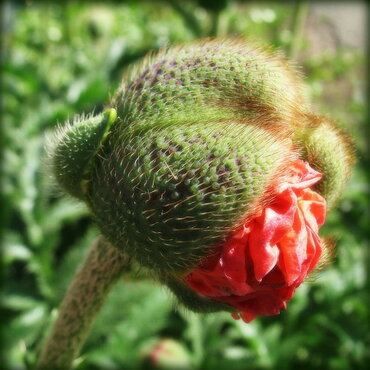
top-left (51, 39), bottom-right (354, 320)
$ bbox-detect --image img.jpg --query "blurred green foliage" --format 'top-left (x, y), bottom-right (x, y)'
top-left (1, 1), bottom-right (369, 369)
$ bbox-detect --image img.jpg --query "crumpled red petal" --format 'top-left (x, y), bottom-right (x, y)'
top-left (183, 160), bottom-right (326, 323)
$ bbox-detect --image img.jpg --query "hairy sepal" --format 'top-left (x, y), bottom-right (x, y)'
top-left (300, 114), bottom-right (355, 209)
top-left (87, 120), bottom-right (295, 273)
top-left (52, 108), bottom-right (117, 199)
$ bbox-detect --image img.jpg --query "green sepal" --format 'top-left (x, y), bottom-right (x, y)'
top-left (300, 115), bottom-right (355, 209)
top-left (88, 121), bottom-right (293, 272)
top-left (163, 276), bottom-right (236, 313)
top-left (53, 108), bottom-right (117, 200)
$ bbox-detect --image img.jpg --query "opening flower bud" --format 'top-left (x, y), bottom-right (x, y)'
top-left (51, 39), bottom-right (354, 321)
top-left (182, 160), bottom-right (326, 322)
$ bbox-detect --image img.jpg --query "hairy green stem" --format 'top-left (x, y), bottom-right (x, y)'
top-left (37, 237), bottom-right (128, 369)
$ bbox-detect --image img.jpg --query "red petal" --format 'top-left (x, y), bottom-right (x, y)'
top-left (288, 160), bottom-right (323, 190)
top-left (304, 226), bottom-right (323, 274)
top-left (299, 189), bottom-right (327, 229)
top-left (278, 208), bottom-right (309, 285)
top-left (249, 188), bottom-right (296, 281)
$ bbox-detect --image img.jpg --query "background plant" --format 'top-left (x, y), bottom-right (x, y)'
top-left (1, 1), bottom-right (369, 369)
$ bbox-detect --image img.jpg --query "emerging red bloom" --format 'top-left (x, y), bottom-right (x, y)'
top-left (183, 160), bottom-right (326, 322)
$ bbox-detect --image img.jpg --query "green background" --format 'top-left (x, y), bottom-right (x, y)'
top-left (1, 1), bottom-right (369, 369)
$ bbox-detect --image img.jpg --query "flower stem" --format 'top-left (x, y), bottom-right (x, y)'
top-left (36, 236), bottom-right (128, 369)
